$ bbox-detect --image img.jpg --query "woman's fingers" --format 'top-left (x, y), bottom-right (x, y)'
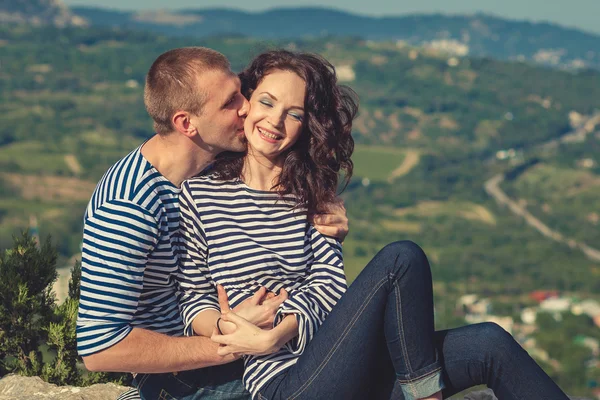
top-left (250, 286), bottom-right (267, 305)
top-left (211, 333), bottom-right (231, 345)
top-left (263, 288), bottom-right (288, 307)
top-left (264, 291), bottom-right (276, 301)
top-left (279, 288), bottom-right (289, 301)
top-left (220, 311), bottom-right (251, 327)
top-left (216, 345), bottom-right (236, 356)
top-left (217, 285), bottom-right (230, 313)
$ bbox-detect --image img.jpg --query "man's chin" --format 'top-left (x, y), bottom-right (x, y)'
top-left (229, 136), bottom-right (248, 152)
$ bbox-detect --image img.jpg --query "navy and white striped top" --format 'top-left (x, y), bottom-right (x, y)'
top-left (178, 176), bottom-right (347, 398)
top-left (77, 146), bottom-right (183, 356)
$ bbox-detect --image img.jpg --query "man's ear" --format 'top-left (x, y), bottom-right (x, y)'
top-left (172, 111), bottom-right (196, 138)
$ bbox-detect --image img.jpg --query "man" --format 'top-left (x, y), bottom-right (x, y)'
top-left (76, 47), bottom-right (348, 399)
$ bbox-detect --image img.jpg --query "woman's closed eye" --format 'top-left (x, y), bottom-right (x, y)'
top-left (289, 112), bottom-right (303, 122)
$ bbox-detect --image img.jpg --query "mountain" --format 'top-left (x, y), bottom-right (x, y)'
top-left (0, 0), bottom-right (86, 27)
top-left (70, 6), bottom-right (600, 70)
top-left (1, 24), bottom-right (599, 394)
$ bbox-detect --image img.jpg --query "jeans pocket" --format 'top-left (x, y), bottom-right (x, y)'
top-left (158, 389), bottom-right (177, 400)
top-left (136, 373), bottom-right (197, 400)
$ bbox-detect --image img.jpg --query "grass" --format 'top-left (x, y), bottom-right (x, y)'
top-left (506, 162), bottom-right (600, 245)
top-left (352, 144), bottom-right (406, 182)
top-left (390, 201), bottom-right (497, 225)
top-left (0, 141), bottom-right (70, 174)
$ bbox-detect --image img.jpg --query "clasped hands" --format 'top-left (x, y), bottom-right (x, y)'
top-left (210, 200), bottom-right (347, 357)
top-left (211, 285), bottom-right (289, 357)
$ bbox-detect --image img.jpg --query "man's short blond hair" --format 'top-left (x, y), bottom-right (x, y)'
top-left (144, 47), bottom-right (231, 135)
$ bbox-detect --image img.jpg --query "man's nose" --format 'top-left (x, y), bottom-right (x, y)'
top-left (238, 97), bottom-right (249, 117)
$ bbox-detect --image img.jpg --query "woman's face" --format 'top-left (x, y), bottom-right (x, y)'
top-left (243, 69), bottom-right (306, 165)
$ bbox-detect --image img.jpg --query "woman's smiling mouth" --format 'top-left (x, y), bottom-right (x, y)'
top-left (257, 127), bottom-right (283, 142)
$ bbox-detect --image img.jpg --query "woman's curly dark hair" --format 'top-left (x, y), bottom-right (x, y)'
top-left (212, 50), bottom-right (358, 215)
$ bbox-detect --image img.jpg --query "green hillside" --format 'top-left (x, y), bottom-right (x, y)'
top-left (2, 24), bottom-right (599, 286)
top-left (1, 24), bottom-right (600, 393)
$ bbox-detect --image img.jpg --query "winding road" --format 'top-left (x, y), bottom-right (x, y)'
top-left (483, 112), bottom-right (600, 263)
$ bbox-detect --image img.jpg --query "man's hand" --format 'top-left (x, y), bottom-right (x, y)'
top-left (217, 285), bottom-right (288, 332)
top-left (311, 197), bottom-right (349, 242)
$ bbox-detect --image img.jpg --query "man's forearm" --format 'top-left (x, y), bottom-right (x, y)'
top-left (82, 327), bottom-right (236, 373)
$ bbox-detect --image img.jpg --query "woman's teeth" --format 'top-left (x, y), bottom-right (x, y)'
top-left (258, 128), bottom-right (281, 140)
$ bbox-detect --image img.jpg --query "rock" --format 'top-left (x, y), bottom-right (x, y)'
top-left (0, 374), bottom-right (130, 400)
top-left (463, 389), bottom-right (497, 400)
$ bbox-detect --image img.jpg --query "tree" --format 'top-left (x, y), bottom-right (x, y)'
top-left (0, 232), bottom-right (57, 377)
top-left (0, 233), bottom-right (129, 386)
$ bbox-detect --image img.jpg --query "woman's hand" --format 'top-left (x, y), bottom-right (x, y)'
top-left (211, 312), bottom-right (280, 357)
top-left (311, 197), bottom-right (349, 242)
top-left (217, 285), bottom-right (288, 331)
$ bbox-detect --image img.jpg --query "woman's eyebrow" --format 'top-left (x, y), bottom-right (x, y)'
top-left (258, 91), bottom-right (277, 100)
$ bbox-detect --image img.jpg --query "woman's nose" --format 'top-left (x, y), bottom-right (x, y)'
top-left (267, 111), bottom-right (285, 129)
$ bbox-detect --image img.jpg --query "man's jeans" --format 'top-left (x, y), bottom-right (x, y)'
top-left (135, 241), bottom-right (568, 400)
top-left (133, 360), bottom-right (250, 400)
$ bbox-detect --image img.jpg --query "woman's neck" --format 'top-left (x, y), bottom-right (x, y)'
top-left (241, 151), bottom-right (283, 191)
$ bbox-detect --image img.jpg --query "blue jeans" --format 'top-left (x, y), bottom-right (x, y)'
top-left (256, 241), bottom-right (568, 400)
top-left (133, 360), bottom-right (249, 400)
top-left (136, 241), bottom-right (568, 400)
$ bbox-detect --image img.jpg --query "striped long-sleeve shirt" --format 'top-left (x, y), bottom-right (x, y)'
top-left (178, 176), bottom-right (347, 398)
top-left (76, 146), bottom-right (183, 356)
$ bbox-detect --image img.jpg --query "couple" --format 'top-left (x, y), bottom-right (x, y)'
top-left (76, 47), bottom-right (568, 399)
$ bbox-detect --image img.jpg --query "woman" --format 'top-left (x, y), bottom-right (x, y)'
top-left (178, 50), bottom-right (568, 400)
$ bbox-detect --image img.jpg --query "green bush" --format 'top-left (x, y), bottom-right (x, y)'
top-left (0, 232), bottom-right (128, 386)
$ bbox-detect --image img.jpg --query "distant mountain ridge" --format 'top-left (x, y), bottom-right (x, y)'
top-left (70, 6), bottom-right (600, 70)
top-left (0, 0), bottom-right (86, 27)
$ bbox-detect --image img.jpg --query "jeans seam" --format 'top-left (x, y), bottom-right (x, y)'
top-left (287, 275), bottom-right (389, 400)
top-left (171, 373), bottom-right (194, 390)
top-left (394, 283), bottom-right (413, 374)
top-left (394, 283), bottom-right (416, 398)
top-left (158, 389), bottom-right (172, 400)
top-left (445, 358), bottom-right (519, 400)
top-left (396, 366), bottom-right (441, 383)
top-left (136, 373), bottom-right (150, 391)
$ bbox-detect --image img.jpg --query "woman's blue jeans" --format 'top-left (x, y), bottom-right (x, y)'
top-left (257, 241), bottom-right (568, 400)
top-left (135, 241), bottom-right (568, 399)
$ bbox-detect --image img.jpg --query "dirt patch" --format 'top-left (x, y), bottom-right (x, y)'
top-left (388, 112), bottom-right (402, 131)
top-left (387, 150), bottom-right (420, 181)
top-left (459, 205), bottom-right (497, 225)
top-left (565, 175), bottom-right (600, 197)
top-left (402, 107), bottom-right (424, 119)
top-left (439, 116), bottom-right (459, 130)
top-left (64, 154), bottom-right (82, 175)
top-left (380, 220), bottom-right (422, 233)
top-left (407, 129), bottom-right (422, 140)
top-left (3, 173), bottom-right (96, 202)
top-left (393, 201), bottom-right (496, 225)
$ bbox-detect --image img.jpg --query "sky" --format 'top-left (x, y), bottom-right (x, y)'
top-left (63, 0), bottom-right (600, 35)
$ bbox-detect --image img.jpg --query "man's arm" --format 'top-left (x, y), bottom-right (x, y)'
top-left (311, 197), bottom-right (349, 241)
top-left (77, 199), bottom-right (232, 372)
top-left (83, 327), bottom-right (236, 373)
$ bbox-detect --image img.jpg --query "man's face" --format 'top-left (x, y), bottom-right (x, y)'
top-left (190, 69), bottom-right (249, 154)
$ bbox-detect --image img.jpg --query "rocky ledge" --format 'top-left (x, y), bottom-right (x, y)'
top-left (0, 375), bottom-right (591, 400)
top-left (0, 375), bottom-right (129, 400)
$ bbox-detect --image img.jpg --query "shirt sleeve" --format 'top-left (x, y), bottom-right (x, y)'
top-left (76, 199), bottom-right (159, 357)
top-left (274, 227), bottom-right (347, 355)
top-left (177, 180), bottom-right (220, 336)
